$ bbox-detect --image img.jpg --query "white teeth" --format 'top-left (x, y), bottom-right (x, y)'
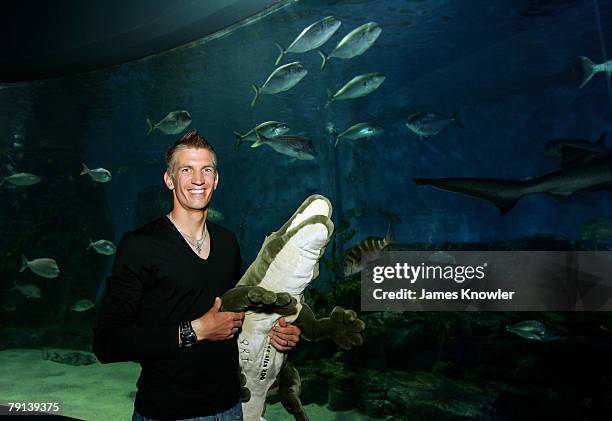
top-left (189, 189), bottom-right (205, 193)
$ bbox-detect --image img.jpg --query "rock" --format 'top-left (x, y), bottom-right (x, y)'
top-left (42, 348), bottom-right (97, 366)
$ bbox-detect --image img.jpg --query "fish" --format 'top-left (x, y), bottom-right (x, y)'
top-left (251, 62), bottom-right (308, 107)
top-left (70, 299), bottom-right (95, 312)
top-left (333, 122), bottom-right (383, 146)
top-left (11, 282), bottom-right (41, 299)
top-left (20, 255), bottom-right (60, 279)
top-left (0, 173), bottom-right (41, 187)
top-left (326, 73), bottom-right (385, 107)
top-left (406, 108), bottom-right (464, 139)
top-left (344, 225), bottom-right (393, 277)
top-left (579, 56), bottom-right (612, 88)
top-left (252, 134), bottom-right (316, 161)
top-left (413, 152), bottom-right (612, 214)
top-left (581, 217), bottom-right (612, 241)
top-left (233, 121), bottom-right (291, 147)
top-left (428, 251), bottom-right (456, 264)
top-left (275, 16), bottom-right (341, 65)
top-left (506, 320), bottom-right (560, 341)
top-left (146, 110), bottom-right (192, 136)
top-left (318, 22), bottom-right (382, 69)
top-left (80, 163), bottom-right (112, 183)
top-left (87, 239), bottom-right (117, 256)
top-left (207, 208), bottom-right (225, 222)
top-left (543, 131), bottom-right (608, 166)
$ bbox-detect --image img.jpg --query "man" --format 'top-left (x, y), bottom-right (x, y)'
top-left (93, 130), bottom-right (301, 421)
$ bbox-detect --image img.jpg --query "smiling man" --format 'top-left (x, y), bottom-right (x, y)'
top-left (93, 130), bottom-right (301, 421)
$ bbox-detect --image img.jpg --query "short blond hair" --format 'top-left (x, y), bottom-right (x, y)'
top-left (165, 130), bottom-right (217, 174)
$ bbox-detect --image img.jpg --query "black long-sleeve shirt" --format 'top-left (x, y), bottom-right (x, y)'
top-left (93, 216), bottom-right (242, 420)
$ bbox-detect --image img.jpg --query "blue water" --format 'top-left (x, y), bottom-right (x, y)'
top-left (2, 0), bottom-right (611, 259)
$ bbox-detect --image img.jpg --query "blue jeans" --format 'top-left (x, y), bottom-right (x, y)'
top-left (132, 401), bottom-right (243, 421)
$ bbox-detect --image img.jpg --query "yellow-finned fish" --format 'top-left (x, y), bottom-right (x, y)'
top-left (343, 225), bottom-right (393, 276)
top-left (275, 16), bottom-right (341, 65)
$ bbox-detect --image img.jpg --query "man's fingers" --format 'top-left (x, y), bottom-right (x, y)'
top-left (272, 325), bottom-right (300, 338)
top-left (269, 330), bottom-right (298, 342)
top-left (270, 331), bottom-right (292, 341)
top-left (269, 336), bottom-right (296, 351)
top-left (278, 317), bottom-right (287, 327)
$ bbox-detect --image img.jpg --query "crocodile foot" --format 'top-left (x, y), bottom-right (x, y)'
top-left (329, 306), bottom-right (365, 350)
top-left (247, 286), bottom-right (297, 314)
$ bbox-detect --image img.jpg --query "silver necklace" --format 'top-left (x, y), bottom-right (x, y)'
top-left (167, 213), bottom-right (207, 253)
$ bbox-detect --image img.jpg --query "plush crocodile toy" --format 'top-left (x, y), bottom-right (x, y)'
top-left (220, 194), bottom-right (365, 421)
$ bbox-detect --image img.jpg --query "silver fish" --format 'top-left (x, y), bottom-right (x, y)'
top-left (207, 208), bottom-right (225, 222)
top-left (87, 239), bottom-right (117, 256)
top-left (146, 110), bottom-right (192, 135)
top-left (71, 299), bottom-right (95, 312)
top-left (275, 16), bottom-right (341, 65)
top-left (233, 121), bottom-right (291, 146)
top-left (1, 173), bottom-right (41, 187)
top-left (252, 134), bottom-right (315, 161)
top-left (344, 225), bottom-right (393, 276)
top-left (506, 320), bottom-right (560, 341)
top-left (580, 56), bottom-right (612, 88)
top-left (251, 62), bottom-right (308, 107)
top-left (20, 256), bottom-right (60, 279)
top-left (80, 163), bottom-right (112, 183)
top-left (334, 122), bottom-right (383, 146)
top-left (326, 73), bottom-right (385, 107)
top-left (318, 22), bottom-right (382, 69)
top-left (11, 282), bottom-right (41, 299)
top-left (406, 108), bottom-right (464, 138)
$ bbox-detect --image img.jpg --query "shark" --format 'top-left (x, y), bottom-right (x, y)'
top-left (414, 150), bottom-right (612, 214)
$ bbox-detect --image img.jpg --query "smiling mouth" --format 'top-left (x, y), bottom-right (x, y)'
top-left (188, 188), bottom-right (206, 195)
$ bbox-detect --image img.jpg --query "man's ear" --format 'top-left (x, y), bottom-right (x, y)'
top-left (213, 171), bottom-right (219, 190)
top-left (163, 170), bottom-right (174, 190)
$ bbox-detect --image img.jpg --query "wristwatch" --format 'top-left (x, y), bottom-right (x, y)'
top-left (179, 321), bottom-right (198, 348)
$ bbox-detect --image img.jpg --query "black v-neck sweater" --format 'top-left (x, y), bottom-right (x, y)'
top-left (93, 217), bottom-right (242, 420)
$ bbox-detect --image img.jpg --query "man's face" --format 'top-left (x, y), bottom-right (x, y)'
top-left (164, 147), bottom-right (218, 212)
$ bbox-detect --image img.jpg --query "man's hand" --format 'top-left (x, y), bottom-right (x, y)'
top-left (192, 297), bottom-right (244, 341)
top-left (268, 317), bottom-right (301, 352)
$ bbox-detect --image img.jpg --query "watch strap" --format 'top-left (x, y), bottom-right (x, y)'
top-left (179, 320), bottom-right (198, 348)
